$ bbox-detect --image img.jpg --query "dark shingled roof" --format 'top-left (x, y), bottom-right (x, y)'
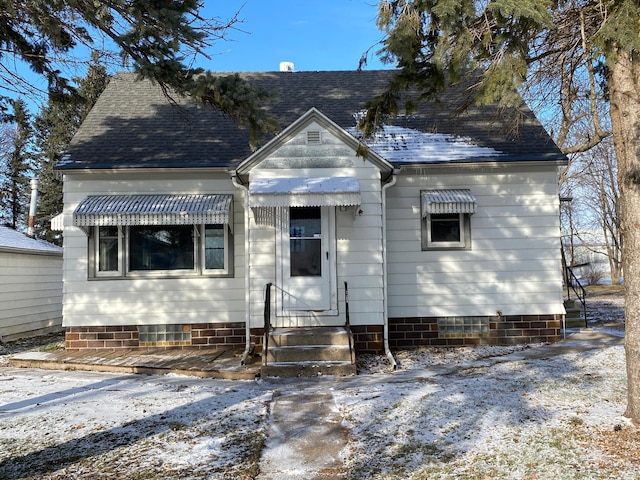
top-left (57, 70), bottom-right (566, 171)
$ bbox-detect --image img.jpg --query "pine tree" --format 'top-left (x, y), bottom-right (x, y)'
top-left (32, 55), bottom-right (109, 244)
top-left (0, 1), bottom-right (277, 139)
top-left (365, 0), bottom-right (640, 423)
top-left (0, 99), bottom-right (33, 230)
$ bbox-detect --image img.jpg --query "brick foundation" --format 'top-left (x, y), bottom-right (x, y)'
top-left (351, 325), bottom-right (384, 353)
top-left (65, 323), bottom-right (246, 351)
top-left (389, 315), bottom-right (564, 348)
top-left (65, 315), bottom-right (563, 352)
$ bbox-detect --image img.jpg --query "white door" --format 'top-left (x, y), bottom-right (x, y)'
top-left (277, 206), bottom-right (337, 317)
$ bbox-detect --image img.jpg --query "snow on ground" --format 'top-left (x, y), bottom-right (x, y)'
top-left (0, 292), bottom-right (637, 479)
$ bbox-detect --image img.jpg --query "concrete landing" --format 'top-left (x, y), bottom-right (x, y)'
top-left (258, 391), bottom-right (349, 479)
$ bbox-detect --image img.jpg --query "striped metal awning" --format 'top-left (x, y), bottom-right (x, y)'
top-left (248, 177), bottom-right (361, 208)
top-left (73, 194), bottom-right (233, 227)
top-left (422, 189), bottom-right (477, 216)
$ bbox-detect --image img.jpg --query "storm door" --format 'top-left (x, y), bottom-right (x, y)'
top-left (277, 206), bottom-right (337, 317)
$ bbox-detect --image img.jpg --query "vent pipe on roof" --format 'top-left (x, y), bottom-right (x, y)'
top-left (279, 62), bottom-right (294, 72)
top-left (27, 178), bottom-right (38, 237)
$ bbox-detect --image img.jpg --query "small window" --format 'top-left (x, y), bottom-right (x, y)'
top-left (422, 213), bottom-right (472, 250)
top-left (203, 224), bottom-right (228, 271)
top-left (96, 226), bottom-right (121, 276)
top-left (429, 213), bottom-right (464, 247)
top-left (420, 189), bottom-right (476, 250)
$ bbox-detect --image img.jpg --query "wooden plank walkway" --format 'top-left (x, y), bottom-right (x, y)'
top-left (8, 348), bottom-right (261, 380)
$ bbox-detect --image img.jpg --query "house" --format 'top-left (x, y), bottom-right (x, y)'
top-left (55, 69), bottom-right (567, 362)
top-left (0, 226), bottom-right (63, 342)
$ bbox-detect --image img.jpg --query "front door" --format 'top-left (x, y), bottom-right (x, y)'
top-left (277, 206), bottom-right (337, 319)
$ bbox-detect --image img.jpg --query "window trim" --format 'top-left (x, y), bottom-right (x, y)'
top-left (421, 212), bottom-right (472, 251)
top-left (201, 224), bottom-right (232, 274)
top-left (91, 223), bottom-right (233, 279)
top-left (94, 226), bottom-right (123, 278)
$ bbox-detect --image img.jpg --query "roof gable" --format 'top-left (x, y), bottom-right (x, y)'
top-left (235, 107), bottom-right (393, 176)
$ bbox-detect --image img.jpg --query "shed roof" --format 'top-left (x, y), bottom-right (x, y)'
top-left (0, 226), bottom-right (62, 255)
top-left (57, 70), bottom-right (566, 171)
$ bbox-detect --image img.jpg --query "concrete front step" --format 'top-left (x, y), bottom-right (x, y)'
top-left (265, 344), bottom-right (352, 364)
top-left (261, 361), bottom-right (357, 378)
top-left (262, 326), bottom-right (356, 377)
top-left (566, 318), bottom-right (587, 328)
top-left (268, 326), bottom-right (351, 347)
top-left (564, 299), bottom-right (587, 328)
top-left (566, 307), bottom-right (584, 317)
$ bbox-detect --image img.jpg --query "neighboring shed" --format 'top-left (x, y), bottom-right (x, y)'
top-left (0, 226), bottom-right (63, 342)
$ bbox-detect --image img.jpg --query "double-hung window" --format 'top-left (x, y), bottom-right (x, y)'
top-left (421, 189), bottom-right (476, 251)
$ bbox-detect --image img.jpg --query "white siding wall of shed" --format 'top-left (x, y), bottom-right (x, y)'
top-left (60, 171), bottom-right (245, 327)
top-left (0, 250), bottom-right (62, 340)
top-left (386, 164), bottom-right (565, 318)
top-left (247, 122), bottom-right (385, 328)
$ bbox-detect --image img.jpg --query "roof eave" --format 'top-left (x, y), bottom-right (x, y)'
top-left (393, 156), bottom-right (568, 169)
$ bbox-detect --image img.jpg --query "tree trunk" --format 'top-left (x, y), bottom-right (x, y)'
top-left (609, 52), bottom-right (640, 423)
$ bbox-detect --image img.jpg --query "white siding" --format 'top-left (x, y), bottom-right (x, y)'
top-left (61, 170), bottom-right (246, 327)
top-left (386, 165), bottom-right (565, 318)
top-left (0, 250), bottom-right (62, 340)
top-left (247, 122), bottom-right (385, 327)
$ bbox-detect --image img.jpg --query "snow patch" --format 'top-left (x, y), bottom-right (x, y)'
top-left (347, 125), bottom-right (503, 163)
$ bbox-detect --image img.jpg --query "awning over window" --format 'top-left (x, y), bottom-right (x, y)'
top-left (248, 177), bottom-right (361, 208)
top-left (422, 189), bottom-right (477, 216)
top-left (73, 194), bottom-right (233, 227)
top-left (50, 213), bottom-right (64, 231)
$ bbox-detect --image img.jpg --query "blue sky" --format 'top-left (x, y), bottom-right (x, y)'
top-left (200, 1), bottom-right (389, 72)
top-left (5, 1), bottom-right (390, 113)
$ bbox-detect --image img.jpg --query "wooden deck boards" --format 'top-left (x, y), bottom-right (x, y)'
top-left (8, 348), bottom-right (261, 380)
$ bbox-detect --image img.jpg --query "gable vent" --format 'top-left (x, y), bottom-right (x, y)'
top-left (307, 130), bottom-right (321, 144)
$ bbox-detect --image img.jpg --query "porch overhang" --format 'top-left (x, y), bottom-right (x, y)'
top-left (421, 189), bottom-right (477, 216)
top-left (73, 194), bottom-right (233, 228)
top-left (248, 177), bottom-right (361, 208)
top-left (248, 176), bottom-right (361, 227)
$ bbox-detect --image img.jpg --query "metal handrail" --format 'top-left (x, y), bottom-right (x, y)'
top-left (344, 281), bottom-right (354, 363)
top-left (263, 282), bottom-right (273, 365)
top-left (565, 266), bottom-right (588, 328)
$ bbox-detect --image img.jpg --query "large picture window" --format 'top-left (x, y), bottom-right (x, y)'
top-left (91, 224), bottom-right (232, 278)
top-left (129, 226), bottom-right (195, 272)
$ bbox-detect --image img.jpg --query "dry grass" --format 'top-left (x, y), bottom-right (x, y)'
top-left (584, 284), bottom-right (625, 298)
top-left (586, 424), bottom-right (640, 469)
